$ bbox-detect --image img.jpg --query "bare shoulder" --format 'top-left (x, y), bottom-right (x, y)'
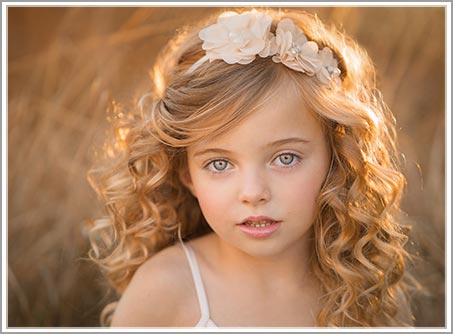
top-left (110, 243), bottom-right (198, 327)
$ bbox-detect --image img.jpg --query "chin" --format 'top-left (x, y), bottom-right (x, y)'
top-left (235, 237), bottom-right (294, 258)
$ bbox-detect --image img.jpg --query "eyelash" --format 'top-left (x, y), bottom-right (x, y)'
top-left (273, 152), bottom-right (302, 168)
top-left (205, 159), bottom-right (230, 174)
top-left (204, 152), bottom-right (302, 174)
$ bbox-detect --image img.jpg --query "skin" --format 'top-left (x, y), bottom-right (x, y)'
top-left (111, 80), bottom-right (332, 327)
top-left (184, 79), bottom-right (331, 270)
top-left (181, 80), bottom-right (332, 326)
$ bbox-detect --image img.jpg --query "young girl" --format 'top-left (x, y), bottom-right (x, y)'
top-left (88, 8), bottom-right (414, 327)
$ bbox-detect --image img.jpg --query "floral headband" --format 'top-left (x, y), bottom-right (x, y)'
top-left (188, 10), bottom-right (342, 87)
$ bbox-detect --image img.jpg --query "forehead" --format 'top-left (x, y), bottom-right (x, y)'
top-left (188, 80), bottom-right (324, 152)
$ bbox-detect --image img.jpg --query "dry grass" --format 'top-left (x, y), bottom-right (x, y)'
top-left (7, 6), bottom-right (446, 327)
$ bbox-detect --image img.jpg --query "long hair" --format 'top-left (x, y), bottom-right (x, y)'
top-left (88, 9), bottom-right (412, 327)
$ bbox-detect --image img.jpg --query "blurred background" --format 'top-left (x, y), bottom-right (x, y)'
top-left (7, 6), bottom-right (446, 327)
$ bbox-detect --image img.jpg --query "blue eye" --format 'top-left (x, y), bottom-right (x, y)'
top-left (207, 159), bottom-right (230, 172)
top-left (274, 153), bottom-right (299, 167)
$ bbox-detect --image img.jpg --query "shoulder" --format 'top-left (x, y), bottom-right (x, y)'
top-left (110, 243), bottom-right (198, 327)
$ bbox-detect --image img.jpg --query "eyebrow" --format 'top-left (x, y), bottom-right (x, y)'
top-left (193, 137), bottom-right (310, 158)
top-left (193, 148), bottom-right (231, 158)
top-left (267, 137), bottom-right (310, 147)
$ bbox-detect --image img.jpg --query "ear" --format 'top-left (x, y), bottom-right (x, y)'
top-left (179, 167), bottom-right (197, 198)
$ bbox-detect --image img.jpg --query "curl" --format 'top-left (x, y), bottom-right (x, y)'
top-left (88, 9), bottom-right (414, 327)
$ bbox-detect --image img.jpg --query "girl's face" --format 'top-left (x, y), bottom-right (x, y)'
top-left (183, 83), bottom-right (331, 258)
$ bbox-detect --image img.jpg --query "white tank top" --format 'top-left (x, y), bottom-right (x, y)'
top-left (180, 242), bottom-right (219, 328)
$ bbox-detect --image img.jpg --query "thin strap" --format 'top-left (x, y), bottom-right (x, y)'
top-left (180, 242), bottom-right (211, 324)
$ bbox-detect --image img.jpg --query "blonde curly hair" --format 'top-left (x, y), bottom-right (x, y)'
top-left (88, 9), bottom-right (413, 327)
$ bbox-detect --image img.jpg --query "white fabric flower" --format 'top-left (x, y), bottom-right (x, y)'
top-left (188, 11), bottom-right (342, 87)
top-left (272, 18), bottom-right (321, 75)
top-left (258, 31), bottom-right (277, 58)
top-left (198, 10), bottom-right (273, 65)
top-left (316, 47), bottom-right (341, 85)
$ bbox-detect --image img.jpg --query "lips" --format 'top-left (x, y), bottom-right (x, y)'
top-left (240, 216), bottom-right (278, 224)
top-left (243, 220), bottom-right (275, 227)
top-left (238, 216), bottom-right (281, 238)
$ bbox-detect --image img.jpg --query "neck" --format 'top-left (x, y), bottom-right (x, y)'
top-left (213, 231), bottom-right (315, 288)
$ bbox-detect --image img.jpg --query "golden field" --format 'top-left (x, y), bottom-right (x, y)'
top-left (7, 6), bottom-right (446, 327)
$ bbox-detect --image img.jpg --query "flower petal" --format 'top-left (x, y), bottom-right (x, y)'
top-left (316, 67), bottom-right (330, 85)
top-left (218, 11), bottom-right (238, 19)
top-left (277, 18), bottom-right (295, 32)
top-left (218, 11), bottom-right (251, 30)
top-left (259, 33), bottom-right (277, 57)
top-left (240, 39), bottom-right (265, 54)
top-left (300, 41), bottom-right (319, 57)
top-left (238, 55), bottom-right (256, 64)
top-left (199, 24), bottom-right (229, 44)
top-left (297, 57), bottom-right (321, 75)
top-left (222, 53), bottom-right (243, 64)
top-left (282, 58), bottom-right (306, 73)
top-left (319, 47), bottom-right (333, 66)
top-left (250, 13), bottom-right (272, 37)
top-left (272, 55), bottom-right (282, 63)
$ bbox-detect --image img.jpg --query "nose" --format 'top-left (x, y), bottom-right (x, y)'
top-left (238, 169), bottom-right (271, 206)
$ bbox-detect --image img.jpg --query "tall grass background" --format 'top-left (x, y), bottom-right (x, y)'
top-left (7, 6), bottom-right (446, 327)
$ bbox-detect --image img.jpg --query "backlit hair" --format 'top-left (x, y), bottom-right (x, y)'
top-left (88, 9), bottom-right (412, 327)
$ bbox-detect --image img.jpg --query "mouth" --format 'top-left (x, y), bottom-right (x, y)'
top-left (238, 216), bottom-right (282, 238)
top-left (239, 216), bottom-right (280, 226)
top-left (241, 220), bottom-right (276, 227)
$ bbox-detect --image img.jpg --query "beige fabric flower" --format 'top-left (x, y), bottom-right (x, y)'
top-left (316, 47), bottom-right (341, 85)
top-left (189, 11), bottom-right (341, 87)
top-left (272, 18), bottom-right (321, 75)
top-left (198, 10), bottom-right (274, 65)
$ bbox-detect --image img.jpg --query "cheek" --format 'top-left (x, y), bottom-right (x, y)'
top-left (279, 162), bottom-right (329, 214)
top-left (191, 177), bottom-right (233, 222)
top-left (281, 176), bottom-right (321, 210)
